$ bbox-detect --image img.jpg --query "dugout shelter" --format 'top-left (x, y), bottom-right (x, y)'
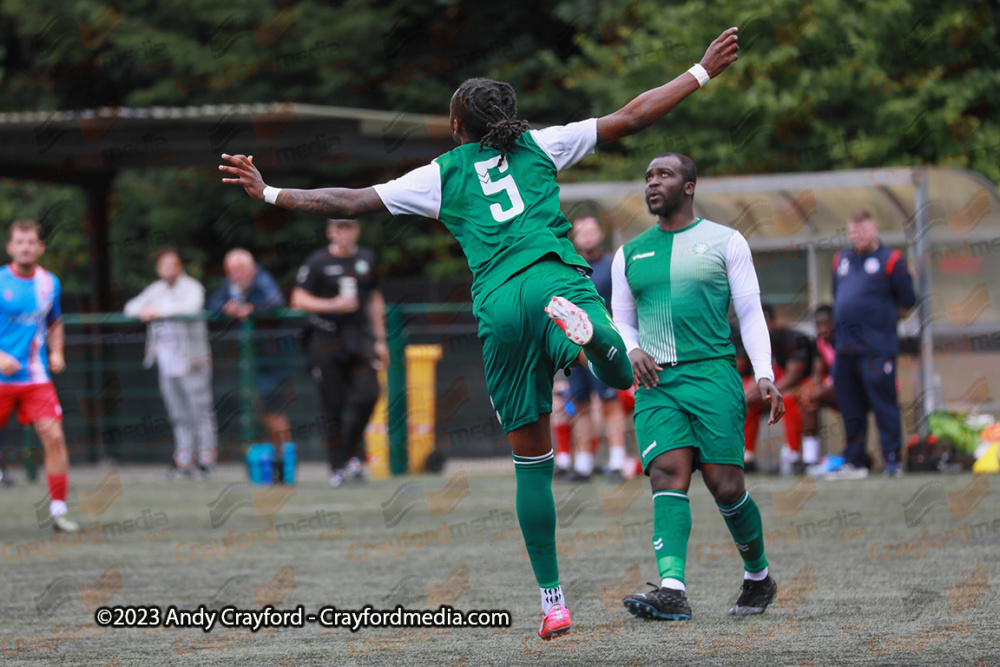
top-left (561, 167), bottom-right (1000, 437)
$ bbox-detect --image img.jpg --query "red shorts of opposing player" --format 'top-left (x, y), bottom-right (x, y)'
top-left (0, 382), bottom-right (63, 426)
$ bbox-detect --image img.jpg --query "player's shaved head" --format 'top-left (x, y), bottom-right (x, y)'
top-left (653, 152), bottom-right (697, 186)
top-left (645, 154), bottom-right (697, 220)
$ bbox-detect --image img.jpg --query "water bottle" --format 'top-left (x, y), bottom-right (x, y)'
top-left (282, 442), bottom-right (297, 485)
top-left (246, 444), bottom-right (261, 484)
top-left (259, 444), bottom-right (274, 484)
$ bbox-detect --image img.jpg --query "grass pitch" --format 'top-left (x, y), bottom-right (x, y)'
top-left (1, 462), bottom-right (997, 666)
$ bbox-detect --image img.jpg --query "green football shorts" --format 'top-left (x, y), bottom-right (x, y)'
top-left (477, 259), bottom-right (613, 433)
top-left (634, 356), bottom-right (747, 471)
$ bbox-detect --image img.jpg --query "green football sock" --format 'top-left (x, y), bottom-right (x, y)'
top-left (718, 491), bottom-right (768, 573)
top-left (513, 451), bottom-right (559, 588)
top-left (581, 305), bottom-right (634, 390)
top-left (652, 490), bottom-right (692, 583)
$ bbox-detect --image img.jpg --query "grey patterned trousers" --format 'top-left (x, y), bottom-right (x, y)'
top-left (159, 365), bottom-right (217, 468)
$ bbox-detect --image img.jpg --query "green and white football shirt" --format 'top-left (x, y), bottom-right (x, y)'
top-left (611, 217), bottom-right (771, 377)
top-left (373, 119), bottom-right (598, 310)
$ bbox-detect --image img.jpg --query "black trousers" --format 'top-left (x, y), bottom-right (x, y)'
top-left (306, 335), bottom-right (380, 471)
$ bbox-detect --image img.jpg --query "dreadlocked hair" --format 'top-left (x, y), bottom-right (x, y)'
top-left (452, 77), bottom-right (531, 164)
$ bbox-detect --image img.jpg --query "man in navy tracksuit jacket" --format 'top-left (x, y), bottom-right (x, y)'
top-left (831, 210), bottom-right (916, 476)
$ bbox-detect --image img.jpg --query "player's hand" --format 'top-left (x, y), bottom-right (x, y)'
top-left (758, 378), bottom-right (785, 425)
top-left (219, 154), bottom-right (265, 201)
top-left (699, 27), bottom-right (739, 79)
top-left (373, 340), bottom-right (389, 370)
top-left (0, 352), bottom-right (22, 376)
top-left (329, 296), bottom-right (360, 314)
top-left (629, 349), bottom-right (662, 391)
top-left (49, 351), bottom-right (65, 375)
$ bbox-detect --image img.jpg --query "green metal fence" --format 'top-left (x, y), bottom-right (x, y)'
top-left (10, 304), bottom-right (478, 478)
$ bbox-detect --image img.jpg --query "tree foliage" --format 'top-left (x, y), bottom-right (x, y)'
top-left (0, 0), bottom-right (997, 299)
top-left (563, 0), bottom-right (1000, 183)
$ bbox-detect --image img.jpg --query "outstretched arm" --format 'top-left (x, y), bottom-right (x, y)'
top-left (596, 27), bottom-right (739, 144)
top-left (219, 154), bottom-right (388, 218)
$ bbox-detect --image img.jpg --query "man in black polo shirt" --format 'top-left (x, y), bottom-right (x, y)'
top-left (292, 218), bottom-right (388, 487)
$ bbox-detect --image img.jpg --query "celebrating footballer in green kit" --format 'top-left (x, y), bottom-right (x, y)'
top-left (613, 153), bottom-right (785, 621)
top-left (220, 28), bottom-right (740, 640)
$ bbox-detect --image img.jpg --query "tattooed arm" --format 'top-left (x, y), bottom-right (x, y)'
top-left (219, 154), bottom-right (388, 218)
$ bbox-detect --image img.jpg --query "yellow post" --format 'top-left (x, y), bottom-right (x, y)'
top-left (363, 369), bottom-right (390, 479)
top-left (405, 344), bottom-right (443, 473)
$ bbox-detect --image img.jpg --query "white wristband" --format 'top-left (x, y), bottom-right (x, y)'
top-left (687, 63), bottom-right (710, 88)
top-left (262, 186), bottom-right (282, 205)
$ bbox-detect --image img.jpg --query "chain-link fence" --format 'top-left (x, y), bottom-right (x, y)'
top-left (6, 306), bottom-right (513, 476)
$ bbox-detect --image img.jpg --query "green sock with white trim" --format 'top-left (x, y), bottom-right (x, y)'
top-left (718, 490), bottom-right (768, 574)
top-left (652, 490), bottom-right (692, 586)
top-left (513, 450), bottom-right (559, 589)
top-left (581, 304), bottom-right (635, 390)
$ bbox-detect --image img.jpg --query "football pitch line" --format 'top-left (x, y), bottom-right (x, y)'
top-left (0, 464), bottom-right (997, 666)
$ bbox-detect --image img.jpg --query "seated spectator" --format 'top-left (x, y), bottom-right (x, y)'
top-left (798, 305), bottom-right (837, 466)
top-left (743, 304), bottom-right (811, 474)
top-left (207, 249), bottom-right (293, 453)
